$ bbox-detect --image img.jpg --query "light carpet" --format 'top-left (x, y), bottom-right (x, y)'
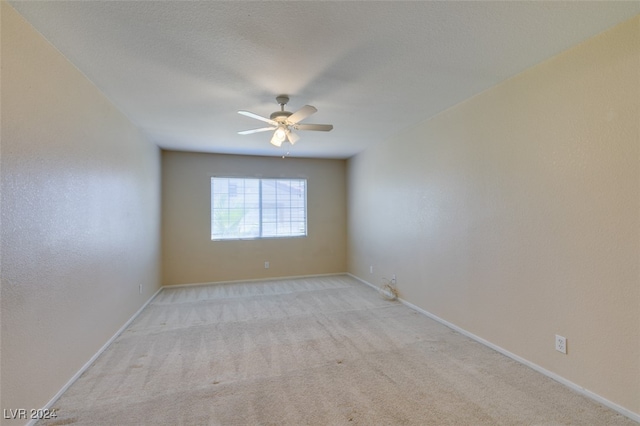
top-left (40, 275), bottom-right (635, 425)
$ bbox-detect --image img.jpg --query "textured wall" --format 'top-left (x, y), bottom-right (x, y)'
top-left (162, 151), bottom-right (347, 285)
top-left (1, 3), bottom-right (161, 423)
top-left (348, 17), bottom-right (639, 416)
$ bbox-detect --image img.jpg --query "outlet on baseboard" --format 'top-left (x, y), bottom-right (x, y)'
top-left (555, 335), bottom-right (567, 354)
top-left (264, 261), bottom-right (270, 269)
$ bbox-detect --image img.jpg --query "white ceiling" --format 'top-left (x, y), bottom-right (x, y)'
top-left (9, 1), bottom-right (640, 159)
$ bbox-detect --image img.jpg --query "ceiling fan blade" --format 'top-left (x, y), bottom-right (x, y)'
top-left (238, 110), bottom-right (277, 125)
top-left (294, 123), bottom-right (333, 132)
top-left (286, 129), bottom-right (300, 145)
top-left (286, 105), bottom-right (317, 124)
top-left (238, 127), bottom-right (276, 135)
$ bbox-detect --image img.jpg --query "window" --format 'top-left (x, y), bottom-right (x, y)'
top-left (211, 177), bottom-right (307, 240)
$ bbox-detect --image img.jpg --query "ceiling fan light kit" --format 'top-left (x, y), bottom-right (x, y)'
top-left (238, 95), bottom-right (333, 148)
top-left (270, 125), bottom-right (287, 147)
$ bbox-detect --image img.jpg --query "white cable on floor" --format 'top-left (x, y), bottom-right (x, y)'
top-left (379, 277), bottom-right (398, 301)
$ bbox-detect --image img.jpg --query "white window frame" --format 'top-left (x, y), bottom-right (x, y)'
top-left (211, 177), bottom-right (307, 241)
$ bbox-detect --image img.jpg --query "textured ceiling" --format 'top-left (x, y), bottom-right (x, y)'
top-left (9, 1), bottom-right (640, 159)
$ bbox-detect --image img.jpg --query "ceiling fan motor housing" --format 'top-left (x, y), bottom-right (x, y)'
top-left (270, 110), bottom-right (292, 122)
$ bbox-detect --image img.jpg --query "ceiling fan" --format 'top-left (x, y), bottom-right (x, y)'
top-left (238, 95), bottom-right (333, 147)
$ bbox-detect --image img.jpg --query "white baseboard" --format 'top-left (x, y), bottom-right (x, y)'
top-left (26, 286), bottom-right (164, 426)
top-left (347, 273), bottom-right (640, 424)
top-left (348, 273), bottom-right (382, 292)
top-left (164, 272), bottom-right (348, 288)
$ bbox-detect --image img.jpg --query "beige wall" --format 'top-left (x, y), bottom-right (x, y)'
top-left (2, 0), bottom-right (636, 421)
top-left (348, 16), bottom-right (639, 416)
top-left (162, 151), bottom-right (346, 285)
top-left (1, 3), bottom-right (162, 423)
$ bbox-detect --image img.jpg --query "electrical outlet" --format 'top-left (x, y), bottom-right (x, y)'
top-left (370, 265), bottom-right (373, 274)
top-left (264, 261), bottom-right (269, 269)
top-left (555, 335), bottom-right (567, 354)
top-left (391, 274), bottom-right (396, 284)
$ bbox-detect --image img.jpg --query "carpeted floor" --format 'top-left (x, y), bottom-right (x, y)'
top-left (40, 275), bottom-right (635, 425)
